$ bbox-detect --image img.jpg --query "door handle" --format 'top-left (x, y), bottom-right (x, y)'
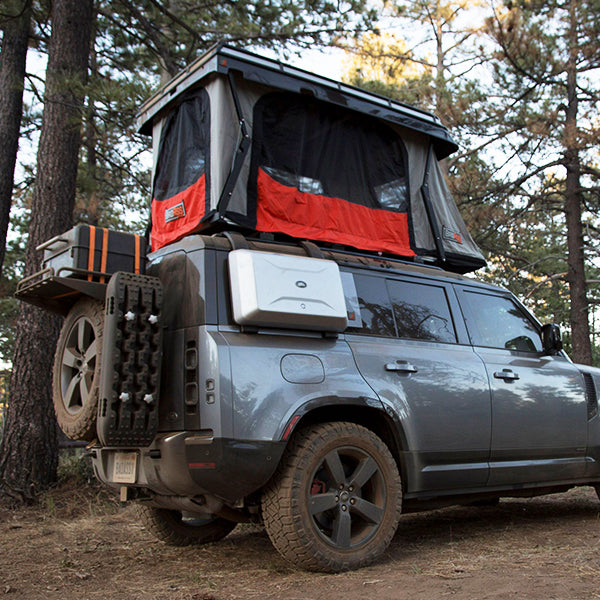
top-left (385, 360), bottom-right (418, 374)
top-left (494, 369), bottom-right (520, 381)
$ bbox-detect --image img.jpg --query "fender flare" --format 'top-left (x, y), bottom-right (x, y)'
top-left (277, 394), bottom-right (410, 480)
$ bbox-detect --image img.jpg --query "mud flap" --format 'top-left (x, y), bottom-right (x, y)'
top-left (98, 272), bottom-right (163, 446)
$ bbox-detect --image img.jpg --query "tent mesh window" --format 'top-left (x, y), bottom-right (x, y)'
top-left (151, 89), bottom-right (210, 250)
top-left (248, 92), bottom-right (414, 256)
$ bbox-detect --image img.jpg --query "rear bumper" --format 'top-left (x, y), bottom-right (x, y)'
top-left (91, 431), bottom-right (286, 503)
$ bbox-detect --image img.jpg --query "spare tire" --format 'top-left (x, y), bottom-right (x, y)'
top-left (53, 298), bottom-right (104, 441)
top-left (136, 505), bottom-right (237, 546)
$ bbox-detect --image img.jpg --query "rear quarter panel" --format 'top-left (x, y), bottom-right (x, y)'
top-left (219, 330), bottom-right (376, 441)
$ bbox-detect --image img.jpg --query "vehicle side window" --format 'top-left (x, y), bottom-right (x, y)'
top-left (461, 290), bottom-right (542, 352)
top-left (346, 274), bottom-right (396, 337)
top-left (387, 280), bottom-right (457, 343)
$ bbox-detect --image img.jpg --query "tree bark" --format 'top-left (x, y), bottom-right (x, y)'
top-left (0, 0), bottom-right (31, 279)
top-left (564, 0), bottom-right (592, 365)
top-left (0, 0), bottom-right (94, 506)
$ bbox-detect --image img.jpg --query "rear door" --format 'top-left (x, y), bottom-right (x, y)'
top-left (456, 286), bottom-right (588, 485)
top-left (344, 270), bottom-right (491, 494)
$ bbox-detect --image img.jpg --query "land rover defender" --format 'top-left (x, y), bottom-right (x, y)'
top-left (16, 45), bottom-right (600, 572)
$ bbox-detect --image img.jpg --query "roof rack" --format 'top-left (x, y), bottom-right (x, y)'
top-left (209, 231), bottom-right (445, 275)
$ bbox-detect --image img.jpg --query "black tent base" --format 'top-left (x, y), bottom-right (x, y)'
top-left (184, 221), bottom-right (484, 275)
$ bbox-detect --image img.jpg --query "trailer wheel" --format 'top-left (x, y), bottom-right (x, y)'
top-left (136, 505), bottom-right (237, 546)
top-left (53, 298), bottom-right (104, 441)
top-left (262, 422), bottom-right (402, 572)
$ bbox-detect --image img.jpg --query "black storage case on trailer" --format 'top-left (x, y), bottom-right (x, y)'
top-left (15, 225), bottom-right (148, 315)
top-left (41, 225), bottom-right (147, 280)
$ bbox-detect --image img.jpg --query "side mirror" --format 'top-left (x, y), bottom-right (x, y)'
top-left (541, 323), bottom-right (563, 355)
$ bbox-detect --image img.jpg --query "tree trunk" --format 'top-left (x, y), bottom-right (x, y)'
top-left (0, 0), bottom-right (94, 506)
top-left (83, 22), bottom-right (100, 227)
top-left (0, 0), bottom-right (31, 279)
top-left (564, 0), bottom-right (592, 365)
top-left (433, 2), bottom-right (448, 176)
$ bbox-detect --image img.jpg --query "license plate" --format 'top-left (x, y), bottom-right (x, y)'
top-left (112, 452), bottom-right (137, 484)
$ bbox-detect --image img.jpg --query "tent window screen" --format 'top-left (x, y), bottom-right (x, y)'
top-left (150, 89), bottom-right (210, 250)
top-left (250, 92), bottom-right (414, 257)
top-left (154, 91), bottom-right (209, 201)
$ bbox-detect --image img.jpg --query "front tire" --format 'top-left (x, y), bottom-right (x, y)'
top-left (136, 505), bottom-right (237, 546)
top-left (262, 422), bottom-right (402, 572)
top-left (52, 298), bottom-right (104, 441)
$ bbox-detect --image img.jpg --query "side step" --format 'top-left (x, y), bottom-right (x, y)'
top-left (98, 272), bottom-right (163, 446)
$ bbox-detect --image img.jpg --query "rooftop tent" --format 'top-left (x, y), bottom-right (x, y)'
top-left (137, 44), bottom-right (486, 273)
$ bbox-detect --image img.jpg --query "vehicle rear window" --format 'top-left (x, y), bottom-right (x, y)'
top-left (387, 280), bottom-right (456, 343)
top-left (346, 274), bottom-right (396, 337)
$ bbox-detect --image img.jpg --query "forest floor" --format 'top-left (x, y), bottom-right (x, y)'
top-left (2, 478), bottom-right (600, 600)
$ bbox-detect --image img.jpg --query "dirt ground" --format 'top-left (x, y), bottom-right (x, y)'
top-left (2, 483), bottom-right (600, 600)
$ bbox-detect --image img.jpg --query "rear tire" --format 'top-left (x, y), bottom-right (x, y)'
top-left (136, 505), bottom-right (237, 546)
top-left (53, 298), bottom-right (104, 441)
top-left (262, 422), bottom-right (402, 572)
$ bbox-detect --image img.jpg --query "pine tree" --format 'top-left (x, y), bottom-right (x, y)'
top-left (340, 2), bottom-right (500, 257)
top-left (486, 0), bottom-right (600, 365)
top-left (0, 0), bottom-right (94, 505)
top-left (105, 0), bottom-right (376, 81)
top-left (0, 0), bottom-right (31, 279)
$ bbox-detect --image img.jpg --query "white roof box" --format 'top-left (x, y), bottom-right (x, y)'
top-left (228, 249), bottom-right (348, 332)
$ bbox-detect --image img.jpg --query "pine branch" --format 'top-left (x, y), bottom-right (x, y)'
top-left (524, 273), bottom-right (568, 299)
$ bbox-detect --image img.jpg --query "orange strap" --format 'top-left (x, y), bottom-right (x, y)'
top-left (52, 290), bottom-right (79, 300)
top-left (99, 228), bottom-right (109, 283)
top-left (134, 234), bottom-right (141, 274)
top-left (87, 226), bottom-right (96, 281)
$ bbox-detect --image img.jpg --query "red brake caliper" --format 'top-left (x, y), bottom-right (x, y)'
top-left (311, 480), bottom-right (326, 495)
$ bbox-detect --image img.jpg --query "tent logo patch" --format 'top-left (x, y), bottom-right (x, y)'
top-left (443, 226), bottom-right (462, 245)
top-left (165, 202), bottom-right (186, 223)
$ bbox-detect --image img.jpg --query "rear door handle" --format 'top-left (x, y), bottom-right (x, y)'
top-left (494, 369), bottom-right (520, 381)
top-left (385, 360), bottom-right (418, 374)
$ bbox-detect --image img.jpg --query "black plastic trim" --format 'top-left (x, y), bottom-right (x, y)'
top-left (216, 71), bottom-right (252, 217)
top-left (186, 438), bottom-right (286, 501)
top-left (583, 372), bottom-right (598, 420)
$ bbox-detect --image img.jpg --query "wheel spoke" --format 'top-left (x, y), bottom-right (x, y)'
top-left (63, 373), bottom-right (81, 410)
top-left (348, 457), bottom-right (378, 489)
top-left (331, 509), bottom-right (352, 548)
top-left (82, 338), bottom-right (97, 365)
top-left (84, 371), bottom-right (94, 387)
top-left (62, 346), bottom-right (79, 368)
top-left (308, 492), bottom-right (338, 516)
top-left (79, 376), bottom-right (90, 405)
top-left (323, 450), bottom-right (346, 487)
top-left (351, 497), bottom-right (384, 524)
top-left (77, 319), bottom-right (87, 352)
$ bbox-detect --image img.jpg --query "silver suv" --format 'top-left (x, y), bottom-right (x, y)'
top-left (19, 230), bottom-right (600, 572)
top-left (16, 44), bottom-right (600, 572)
